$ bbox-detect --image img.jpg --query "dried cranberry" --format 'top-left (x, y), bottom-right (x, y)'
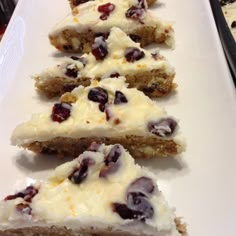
top-left (4, 186), bottom-right (38, 203)
top-left (92, 36), bottom-right (108, 60)
top-left (129, 34), bottom-right (141, 43)
top-left (127, 192), bottom-right (154, 220)
top-left (114, 91), bottom-right (128, 104)
top-left (16, 203), bottom-right (32, 215)
top-left (112, 203), bottom-right (143, 220)
top-left (88, 87), bottom-right (108, 111)
top-left (128, 177), bottom-right (156, 197)
top-left (98, 3), bottom-right (116, 20)
top-left (148, 118), bottom-right (177, 137)
top-left (73, 0), bottom-right (93, 6)
top-left (125, 47), bottom-right (145, 62)
top-left (88, 87), bottom-right (108, 104)
top-left (63, 84), bottom-right (77, 93)
top-left (110, 72), bottom-right (120, 78)
top-left (125, 6), bottom-right (145, 23)
top-left (99, 145), bottom-right (121, 178)
top-left (69, 158), bottom-right (95, 184)
top-left (51, 102), bottom-right (72, 123)
top-left (65, 64), bottom-right (78, 78)
top-left (99, 103), bottom-right (106, 112)
top-left (105, 145), bottom-right (121, 165)
top-left (70, 56), bottom-right (88, 67)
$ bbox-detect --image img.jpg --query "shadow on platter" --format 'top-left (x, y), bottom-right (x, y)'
top-left (13, 150), bottom-right (72, 174)
top-left (136, 154), bottom-right (189, 179)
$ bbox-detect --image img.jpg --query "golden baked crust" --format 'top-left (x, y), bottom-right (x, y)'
top-left (1, 217), bottom-right (187, 235)
top-left (21, 136), bottom-right (183, 159)
top-left (34, 70), bottom-right (176, 99)
top-left (49, 25), bottom-right (172, 54)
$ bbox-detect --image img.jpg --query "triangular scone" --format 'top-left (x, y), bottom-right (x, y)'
top-left (68, 0), bottom-right (157, 9)
top-left (12, 77), bottom-right (184, 158)
top-left (0, 144), bottom-right (186, 236)
top-left (49, 0), bottom-right (174, 53)
top-left (36, 27), bottom-right (176, 98)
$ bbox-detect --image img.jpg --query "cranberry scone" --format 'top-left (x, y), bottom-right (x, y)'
top-left (49, 0), bottom-right (174, 53)
top-left (36, 27), bottom-right (176, 98)
top-left (68, 0), bottom-right (157, 9)
top-left (0, 144), bottom-right (186, 236)
top-left (11, 77), bottom-right (184, 158)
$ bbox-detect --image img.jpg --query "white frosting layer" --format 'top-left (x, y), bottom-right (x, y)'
top-left (0, 144), bottom-right (180, 236)
top-left (49, 0), bottom-right (173, 46)
top-left (12, 77), bottom-right (180, 146)
top-left (222, 2), bottom-right (236, 40)
top-left (38, 27), bottom-right (174, 83)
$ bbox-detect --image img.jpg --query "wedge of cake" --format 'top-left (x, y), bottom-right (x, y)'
top-left (36, 27), bottom-right (176, 98)
top-left (49, 0), bottom-right (174, 53)
top-left (0, 144), bottom-right (186, 236)
top-left (12, 77), bottom-right (184, 158)
top-left (68, 0), bottom-right (157, 9)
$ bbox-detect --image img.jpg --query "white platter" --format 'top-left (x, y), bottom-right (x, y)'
top-left (0, 0), bottom-right (236, 235)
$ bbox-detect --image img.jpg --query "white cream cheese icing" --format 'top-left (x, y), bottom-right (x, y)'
top-left (11, 77), bottom-right (180, 146)
top-left (49, 0), bottom-right (173, 46)
top-left (38, 27), bottom-right (174, 84)
top-left (0, 144), bottom-right (181, 236)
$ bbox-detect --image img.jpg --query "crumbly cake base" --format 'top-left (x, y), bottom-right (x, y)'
top-left (1, 218), bottom-right (187, 236)
top-left (49, 26), bottom-right (172, 54)
top-left (35, 71), bottom-right (176, 98)
top-left (68, 0), bottom-right (157, 9)
top-left (22, 136), bottom-right (182, 159)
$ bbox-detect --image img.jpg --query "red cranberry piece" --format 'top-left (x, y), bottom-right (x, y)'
top-left (65, 64), bottom-right (78, 78)
top-left (125, 6), bottom-right (145, 23)
top-left (125, 47), bottom-right (145, 62)
top-left (128, 177), bottom-right (156, 197)
top-left (69, 158), bottom-right (95, 184)
top-left (148, 118), bottom-right (177, 137)
top-left (99, 145), bottom-right (121, 178)
top-left (4, 186), bottom-right (38, 202)
top-left (88, 87), bottom-right (108, 111)
top-left (51, 102), bottom-right (72, 123)
top-left (70, 56), bottom-right (88, 67)
top-left (110, 72), bottom-right (120, 78)
top-left (129, 34), bottom-right (141, 43)
top-left (114, 91), bottom-right (128, 104)
top-left (98, 3), bottom-right (116, 20)
top-left (127, 192), bottom-right (154, 221)
top-left (16, 203), bottom-right (32, 215)
top-left (63, 84), bottom-right (77, 93)
top-left (112, 203), bottom-right (143, 220)
top-left (73, 0), bottom-right (93, 6)
top-left (105, 145), bottom-right (121, 165)
top-left (92, 36), bottom-right (108, 60)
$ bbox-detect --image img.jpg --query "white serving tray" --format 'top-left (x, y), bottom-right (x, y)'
top-left (0, 0), bottom-right (236, 235)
